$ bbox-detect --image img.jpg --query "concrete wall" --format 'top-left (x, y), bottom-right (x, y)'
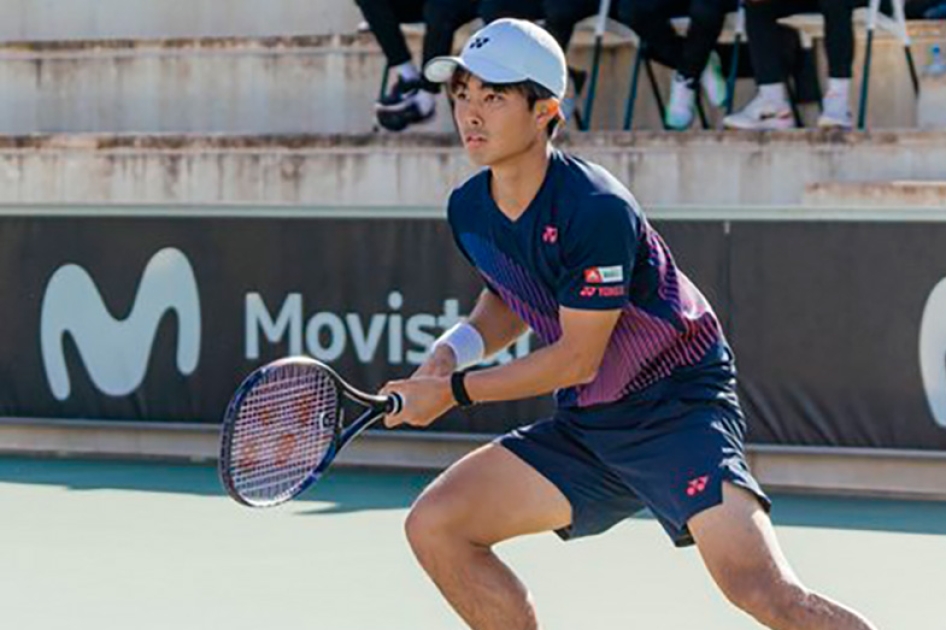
top-left (0, 0), bottom-right (362, 40)
top-left (0, 21), bottom-right (942, 135)
top-left (0, 130), bottom-right (943, 207)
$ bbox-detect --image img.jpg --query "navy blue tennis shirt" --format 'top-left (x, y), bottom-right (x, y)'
top-left (448, 149), bottom-right (737, 410)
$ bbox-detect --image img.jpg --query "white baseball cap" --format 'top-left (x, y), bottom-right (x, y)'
top-left (424, 18), bottom-right (567, 100)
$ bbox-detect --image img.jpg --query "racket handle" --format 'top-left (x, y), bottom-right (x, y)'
top-left (386, 392), bottom-right (405, 415)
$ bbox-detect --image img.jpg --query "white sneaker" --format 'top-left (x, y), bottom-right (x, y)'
top-left (818, 91), bottom-right (853, 129)
top-left (723, 92), bottom-right (795, 130)
top-left (665, 74), bottom-right (696, 130)
top-left (700, 51), bottom-right (727, 109)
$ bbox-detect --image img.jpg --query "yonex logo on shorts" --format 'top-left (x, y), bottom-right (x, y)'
top-left (686, 475), bottom-right (709, 497)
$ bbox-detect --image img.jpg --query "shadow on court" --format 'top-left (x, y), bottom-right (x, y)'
top-left (0, 455), bottom-right (432, 513)
top-left (1, 455), bottom-right (945, 532)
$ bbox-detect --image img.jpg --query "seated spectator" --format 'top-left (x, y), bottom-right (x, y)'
top-left (480, 0), bottom-right (612, 54)
top-left (479, 0), bottom-right (621, 120)
top-left (907, 0), bottom-right (946, 18)
top-left (354, 0), bottom-right (480, 131)
top-left (724, 0), bottom-right (856, 130)
top-left (616, 0), bottom-right (739, 130)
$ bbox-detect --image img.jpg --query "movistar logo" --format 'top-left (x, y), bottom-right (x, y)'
top-left (40, 247), bottom-right (201, 400)
top-left (919, 277), bottom-right (946, 429)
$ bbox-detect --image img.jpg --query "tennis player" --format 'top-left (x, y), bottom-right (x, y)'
top-left (380, 18), bottom-right (877, 630)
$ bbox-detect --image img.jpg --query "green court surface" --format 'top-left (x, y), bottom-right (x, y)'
top-left (1, 456), bottom-right (943, 630)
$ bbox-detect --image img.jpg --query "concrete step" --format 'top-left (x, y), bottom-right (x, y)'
top-left (0, 130), bottom-right (943, 207)
top-left (804, 180), bottom-right (946, 207)
top-left (0, 0), bottom-right (361, 40)
top-left (0, 20), bottom-right (941, 135)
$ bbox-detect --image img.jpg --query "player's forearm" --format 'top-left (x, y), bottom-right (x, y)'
top-left (414, 290), bottom-right (526, 378)
top-left (467, 289), bottom-right (529, 358)
top-left (463, 340), bottom-right (599, 404)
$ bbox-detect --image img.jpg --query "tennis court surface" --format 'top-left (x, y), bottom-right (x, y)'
top-left (1, 456), bottom-right (943, 630)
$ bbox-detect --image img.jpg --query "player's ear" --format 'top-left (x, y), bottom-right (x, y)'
top-left (535, 98), bottom-right (560, 130)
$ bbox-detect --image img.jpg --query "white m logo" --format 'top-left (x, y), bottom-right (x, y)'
top-left (40, 247), bottom-right (201, 400)
top-left (919, 277), bottom-right (946, 429)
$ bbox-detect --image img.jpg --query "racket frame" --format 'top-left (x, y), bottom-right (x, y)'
top-left (219, 356), bottom-right (402, 507)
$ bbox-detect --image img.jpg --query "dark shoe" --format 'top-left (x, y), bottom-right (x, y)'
top-left (375, 77), bottom-right (436, 131)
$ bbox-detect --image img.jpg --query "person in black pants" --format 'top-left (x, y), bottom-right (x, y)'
top-left (724, 0), bottom-right (857, 130)
top-left (354, 0), bottom-right (480, 131)
top-left (480, 0), bottom-right (609, 54)
top-left (479, 0), bottom-right (621, 122)
top-left (616, 0), bottom-right (738, 130)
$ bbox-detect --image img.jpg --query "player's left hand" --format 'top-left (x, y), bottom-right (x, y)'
top-left (380, 376), bottom-right (455, 428)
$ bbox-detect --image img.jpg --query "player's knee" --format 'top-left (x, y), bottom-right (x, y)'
top-left (404, 491), bottom-right (462, 555)
top-left (716, 569), bottom-right (803, 628)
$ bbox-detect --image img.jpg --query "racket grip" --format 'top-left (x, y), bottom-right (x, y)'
top-left (386, 392), bottom-right (405, 415)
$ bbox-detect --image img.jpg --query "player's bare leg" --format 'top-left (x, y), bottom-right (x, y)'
top-left (404, 443), bottom-right (571, 630)
top-left (689, 482), bottom-right (878, 630)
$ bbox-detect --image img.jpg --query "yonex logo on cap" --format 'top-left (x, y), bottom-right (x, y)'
top-left (468, 37), bottom-right (490, 50)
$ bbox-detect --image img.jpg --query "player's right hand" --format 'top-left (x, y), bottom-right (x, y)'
top-left (412, 344), bottom-right (457, 379)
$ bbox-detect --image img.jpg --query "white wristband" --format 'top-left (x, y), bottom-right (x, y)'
top-left (433, 322), bottom-right (485, 370)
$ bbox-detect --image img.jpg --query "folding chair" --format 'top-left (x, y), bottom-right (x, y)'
top-left (581, 0), bottom-right (613, 130)
top-left (622, 7), bottom-right (745, 130)
top-left (781, 0), bottom-right (918, 129)
top-left (857, 0), bottom-right (919, 129)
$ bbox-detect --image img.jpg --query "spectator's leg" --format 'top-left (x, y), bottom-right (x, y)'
top-left (368, 0), bottom-right (440, 130)
top-left (616, 0), bottom-right (687, 70)
top-left (721, 0), bottom-right (800, 129)
top-left (421, 0), bottom-right (479, 87)
top-left (541, 0), bottom-right (599, 51)
top-left (479, 0), bottom-right (544, 23)
top-left (680, 0), bottom-right (734, 109)
top-left (355, 0), bottom-right (419, 68)
top-left (743, 0), bottom-right (795, 86)
top-left (678, 0), bottom-right (727, 82)
top-left (542, 0), bottom-right (598, 128)
top-left (817, 0), bottom-right (856, 128)
top-left (820, 0), bottom-right (855, 79)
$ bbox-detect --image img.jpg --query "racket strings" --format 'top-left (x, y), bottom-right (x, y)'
top-left (229, 364), bottom-right (338, 503)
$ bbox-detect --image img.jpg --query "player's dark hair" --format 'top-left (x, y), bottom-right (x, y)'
top-left (448, 70), bottom-right (561, 138)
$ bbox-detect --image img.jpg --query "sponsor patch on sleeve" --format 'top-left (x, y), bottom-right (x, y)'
top-left (583, 265), bottom-right (624, 284)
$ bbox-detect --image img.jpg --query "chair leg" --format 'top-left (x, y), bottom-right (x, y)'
top-left (725, 35), bottom-right (742, 115)
top-left (582, 37), bottom-right (604, 131)
top-left (905, 45), bottom-right (920, 96)
top-left (857, 28), bottom-right (875, 130)
top-left (785, 81), bottom-right (804, 128)
top-left (644, 57), bottom-right (668, 130)
top-left (696, 92), bottom-right (710, 129)
top-left (379, 65), bottom-right (390, 102)
top-left (624, 44), bottom-right (646, 130)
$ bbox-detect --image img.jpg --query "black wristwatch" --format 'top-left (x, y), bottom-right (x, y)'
top-left (450, 370), bottom-right (475, 408)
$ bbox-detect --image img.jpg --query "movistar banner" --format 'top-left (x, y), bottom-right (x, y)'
top-left (1, 209), bottom-right (945, 450)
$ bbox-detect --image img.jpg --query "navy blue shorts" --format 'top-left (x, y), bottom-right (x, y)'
top-left (497, 396), bottom-right (771, 547)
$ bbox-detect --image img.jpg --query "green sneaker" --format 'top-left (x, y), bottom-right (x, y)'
top-left (700, 51), bottom-right (727, 109)
top-left (665, 73), bottom-right (696, 130)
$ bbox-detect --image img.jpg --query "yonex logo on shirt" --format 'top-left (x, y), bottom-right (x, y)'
top-left (542, 226), bottom-right (558, 244)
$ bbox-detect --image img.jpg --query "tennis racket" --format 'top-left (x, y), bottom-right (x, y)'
top-left (219, 356), bottom-right (403, 508)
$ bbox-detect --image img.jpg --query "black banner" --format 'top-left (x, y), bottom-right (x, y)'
top-left (1, 210), bottom-right (945, 450)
